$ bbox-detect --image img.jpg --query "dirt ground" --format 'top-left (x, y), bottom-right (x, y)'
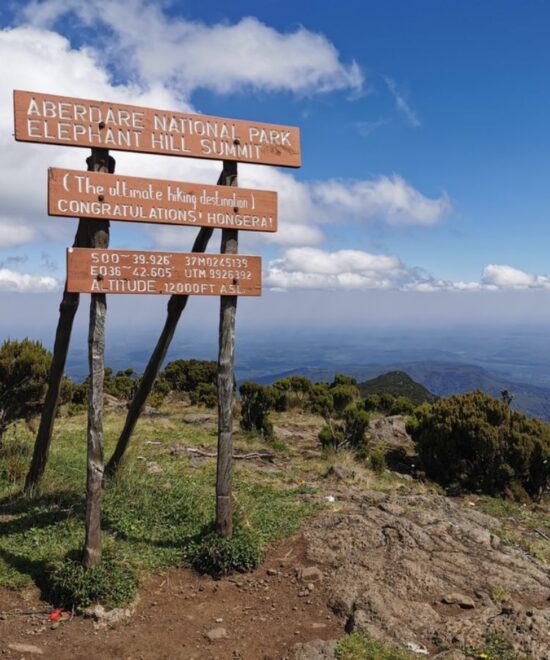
top-left (0, 532), bottom-right (343, 660)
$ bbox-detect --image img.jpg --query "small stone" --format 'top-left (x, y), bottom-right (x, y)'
top-left (441, 593), bottom-right (475, 609)
top-left (215, 618), bottom-right (223, 623)
top-left (307, 583), bottom-right (315, 591)
top-left (205, 627), bottom-right (228, 641)
top-left (267, 568), bottom-right (278, 576)
top-left (298, 566), bottom-right (323, 582)
top-left (8, 643), bottom-right (44, 655)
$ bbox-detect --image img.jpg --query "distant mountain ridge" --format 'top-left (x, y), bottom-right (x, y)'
top-left (253, 361), bottom-right (550, 422)
top-left (358, 371), bottom-right (437, 405)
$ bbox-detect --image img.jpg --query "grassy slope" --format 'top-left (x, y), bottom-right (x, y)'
top-left (0, 403), bottom-right (318, 591)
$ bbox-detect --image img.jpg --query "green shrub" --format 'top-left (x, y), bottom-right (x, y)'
top-left (147, 376), bottom-right (171, 408)
top-left (47, 551), bottom-right (138, 610)
top-left (407, 391), bottom-right (550, 501)
top-left (271, 376), bottom-right (313, 411)
top-left (271, 380), bottom-right (291, 412)
top-left (362, 392), bottom-right (414, 416)
top-left (186, 526), bottom-right (264, 577)
top-left (0, 338), bottom-right (52, 443)
top-left (239, 381), bottom-right (274, 439)
top-left (363, 394), bottom-right (381, 412)
top-left (331, 384), bottom-right (359, 414)
top-left (332, 374), bottom-right (358, 388)
top-left (369, 448), bottom-right (387, 473)
top-left (343, 406), bottom-right (370, 451)
top-left (389, 395), bottom-right (414, 415)
top-left (105, 368), bottom-right (138, 401)
top-left (319, 424), bottom-right (341, 449)
top-left (379, 392), bottom-right (396, 413)
top-left (319, 406), bottom-right (369, 453)
top-left (162, 359), bottom-right (217, 393)
top-left (189, 382), bottom-right (217, 408)
top-left (308, 382), bottom-right (334, 419)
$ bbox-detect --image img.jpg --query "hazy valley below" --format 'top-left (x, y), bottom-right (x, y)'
top-left (62, 324), bottom-right (550, 421)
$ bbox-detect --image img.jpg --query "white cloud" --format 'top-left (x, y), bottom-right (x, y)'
top-left (482, 264), bottom-right (550, 289)
top-left (383, 76), bottom-right (421, 128)
top-left (266, 247), bottom-right (409, 290)
top-left (0, 267), bottom-right (60, 292)
top-left (265, 251), bottom-right (550, 293)
top-left (311, 175), bottom-right (450, 226)
top-left (21, 1), bottom-right (363, 96)
top-left (0, 218), bottom-right (36, 248)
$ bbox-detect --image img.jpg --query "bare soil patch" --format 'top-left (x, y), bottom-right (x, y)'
top-left (0, 533), bottom-right (342, 659)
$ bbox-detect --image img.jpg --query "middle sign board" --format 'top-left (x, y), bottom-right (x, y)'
top-left (49, 168), bottom-right (277, 232)
top-left (67, 248), bottom-right (261, 296)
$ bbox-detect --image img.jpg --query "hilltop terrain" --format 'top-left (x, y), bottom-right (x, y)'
top-left (358, 371), bottom-right (437, 405)
top-left (258, 361), bottom-right (550, 422)
top-left (1, 397), bottom-right (549, 658)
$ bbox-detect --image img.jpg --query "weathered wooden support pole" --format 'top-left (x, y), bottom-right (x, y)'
top-left (104, 167), bottom-right (230, 481)
top-left (25, 151), bottom-right (115, 494)
top-left (82, 149), bottom-right (111, 568)
top-left (216, 160), bottom-right (238, 538)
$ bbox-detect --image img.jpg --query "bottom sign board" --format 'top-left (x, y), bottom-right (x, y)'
top-left (67, 248), bottom-right (262, 296)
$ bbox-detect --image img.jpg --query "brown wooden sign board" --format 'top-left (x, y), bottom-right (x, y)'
top-left (14, 90), bottom-right (301, 168)
top-left (49, 168), bottom-right (278, 232)
top-left (67, 248), bottom-right (261, 296)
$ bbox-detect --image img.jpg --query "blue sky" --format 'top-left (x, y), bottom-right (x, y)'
top-left (1, 0), bottom-right (550, 337)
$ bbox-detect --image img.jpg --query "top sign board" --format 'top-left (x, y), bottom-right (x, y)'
top-left (13, 90), bottom-right (301, 168)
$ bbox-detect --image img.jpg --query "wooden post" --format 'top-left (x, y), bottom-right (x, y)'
top-left (82, 149), bottom-right (111, 568)
top-left (25, 151), bottom-right (115, 494)
top-left (216, 160), bottom-right (238, 538)
top-left (104, 167), bottom-right (230, 481)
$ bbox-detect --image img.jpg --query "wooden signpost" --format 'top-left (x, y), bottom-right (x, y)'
top-left (15, 88), bottom-right (301, 567)
top-left (49, 168), bottom-right (277, 231)
top-left (67, 248), bottom-right (261, 296)
top-left (14, 90), bottom-right (301, 167)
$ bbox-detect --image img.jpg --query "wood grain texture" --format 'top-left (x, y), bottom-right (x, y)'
top-left (216, 161), bottom-right (239, 538)
top-left (48, 168), bottom-right (277, 231)
top-left (82, 151), bottom-right (111, 569)
top-left (14, 90), bottom-right (301, 167)
top-left (67, 248), bottom-right (261, 296)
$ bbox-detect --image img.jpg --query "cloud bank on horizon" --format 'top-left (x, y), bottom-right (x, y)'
top-left (0, 0), bottom-right (541, 296)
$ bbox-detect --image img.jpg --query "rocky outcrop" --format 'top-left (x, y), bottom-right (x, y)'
top-left (304, 490), bottom-right (550, 658)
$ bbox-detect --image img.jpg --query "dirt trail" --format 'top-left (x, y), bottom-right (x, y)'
top-left (0, 534), bottom-right (342, 659)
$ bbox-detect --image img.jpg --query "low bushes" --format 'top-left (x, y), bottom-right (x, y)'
top-left (47, 551), bottom-right (138, 610)
top-left (185, 525), bottom-right (264, 577)
top-left (407, 391), bottom-right (550, 501)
